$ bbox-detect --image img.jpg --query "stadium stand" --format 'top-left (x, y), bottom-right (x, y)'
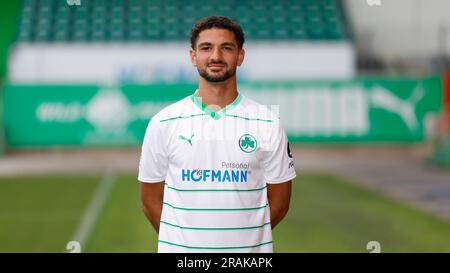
top-left (16, 0), bottom-right (350, 42)
top-left (9, 0), bottom-right (355, 82)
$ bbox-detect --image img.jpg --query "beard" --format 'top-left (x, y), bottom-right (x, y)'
top-left (198, 63), bottom-right (236, 83)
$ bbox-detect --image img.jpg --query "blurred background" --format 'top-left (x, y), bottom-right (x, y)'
top-left (1, 0), bottom-right (450, 253)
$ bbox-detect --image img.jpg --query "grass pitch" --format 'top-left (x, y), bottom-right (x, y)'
top-left (1, 172), bottom-right (450, 252)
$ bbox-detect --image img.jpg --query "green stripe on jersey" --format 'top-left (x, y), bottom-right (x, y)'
top-left (164, 183), bottom-right (267, 192)
top-left (163, 202), bottom-right (268, 211)
top-left (159, 113), bottom-right (206, 122)
top-left (160, 221), bottom-right (271, 230)
top-left (224, 114), bottom-right (273, 122)
top-left (158, 240), bottom-right (273, 250)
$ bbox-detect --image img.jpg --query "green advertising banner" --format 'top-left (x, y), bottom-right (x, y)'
top-left (1, 76), bottom-right (443, 148)
top-left (240, 76), bottom-right (443, 143)
top-left (3, 84), bottom-right (195, 147)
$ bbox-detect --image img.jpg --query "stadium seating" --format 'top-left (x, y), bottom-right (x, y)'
top-left (16, 0), bottom-right (350, 42)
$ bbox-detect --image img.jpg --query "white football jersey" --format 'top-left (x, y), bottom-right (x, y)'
top-left (138, 89), bottom-right (296, 253)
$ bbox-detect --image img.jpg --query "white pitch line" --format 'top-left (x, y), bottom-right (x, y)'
top-left (67, 170), bottom-right (116, 252)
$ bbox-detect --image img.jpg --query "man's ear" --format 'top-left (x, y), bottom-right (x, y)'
top-left (190, 48), bottom-right (197, 67)
top-left (237, 48), bottom-right (245, 67)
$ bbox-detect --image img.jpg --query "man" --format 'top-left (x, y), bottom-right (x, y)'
top-left (138, 16), bottom-right (296, 253)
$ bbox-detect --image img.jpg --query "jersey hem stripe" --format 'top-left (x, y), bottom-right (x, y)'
top-left (164, 183), bottom-right (267, 192)
top-left (158, 240), bottom-right (273, 250)
top-left (160, 220), bottom-right (271, 230)
top-left (163, 202), bottom-right (268, 211)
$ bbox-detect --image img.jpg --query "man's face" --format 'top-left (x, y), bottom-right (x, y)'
top-left (190, 28), bottom-right (245, 83)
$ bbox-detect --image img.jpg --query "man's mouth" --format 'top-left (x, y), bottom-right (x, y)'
top-left (208, 63), bottom-right (226, 68)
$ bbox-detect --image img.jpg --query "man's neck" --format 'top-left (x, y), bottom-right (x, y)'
top-left (196, 77), bottom-right (238, 111)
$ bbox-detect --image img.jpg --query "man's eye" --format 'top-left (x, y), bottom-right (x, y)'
top-left (223, 47), bottom-right (232, 51)
top-left (201, 47), bottom-right (210, 50)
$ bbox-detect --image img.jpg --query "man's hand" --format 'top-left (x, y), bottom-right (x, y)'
top-left (140, 181), bottom-right (164, 233)
top-left (267, 181), bottom-right (292, 229)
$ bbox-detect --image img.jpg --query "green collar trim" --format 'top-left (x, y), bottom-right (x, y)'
top-left (190, 91), bottom-right (242, 120)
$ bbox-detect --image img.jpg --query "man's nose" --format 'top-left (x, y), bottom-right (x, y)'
top-left (210, 47), bottom-right (223, 61)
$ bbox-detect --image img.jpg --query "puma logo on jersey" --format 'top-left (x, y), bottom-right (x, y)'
top-left (179, 134), bottom-right (194, 146)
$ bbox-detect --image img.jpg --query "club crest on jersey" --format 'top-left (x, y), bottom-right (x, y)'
top-left (239, 134), bottom-right (257, 153)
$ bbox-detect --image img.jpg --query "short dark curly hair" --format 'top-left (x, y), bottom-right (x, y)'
top-left (190, 16), bottom-right (245, 50)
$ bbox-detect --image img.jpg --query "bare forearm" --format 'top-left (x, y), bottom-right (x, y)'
top-left (267, 181), bottom-right (292, 229)
top-left (142, 202), bottom-right (163, 233)
top-left (140, 181), bottom-right (165, 233)
top-left (269, 205), bottom-right (289, 229)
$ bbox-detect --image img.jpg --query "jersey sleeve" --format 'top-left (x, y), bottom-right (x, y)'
top-left (262, 118), bottom-right (296, 184)
top-left (138, 116), bottom-right (169, 183)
